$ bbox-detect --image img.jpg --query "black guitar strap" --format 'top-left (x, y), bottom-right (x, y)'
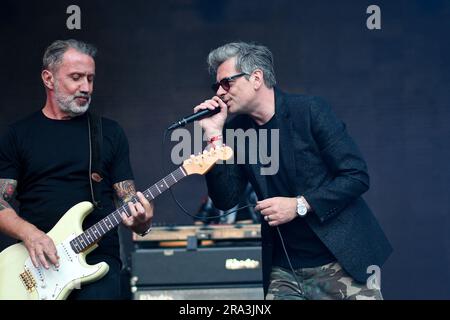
top-left (87, 111), bottom-right (103, 209)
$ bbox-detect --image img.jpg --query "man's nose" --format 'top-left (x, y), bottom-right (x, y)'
top-left (216, 85), bottom-right (227, 96)
top-left (79, 78), bottom-right (91, 93)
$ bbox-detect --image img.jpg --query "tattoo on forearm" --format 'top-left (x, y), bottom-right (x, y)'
top-left (113, 180), bottom-right (137, 207)
top-left (0, 199), bottom-right (11, 211)
top-left (0, 179), bottom-right (17, 211)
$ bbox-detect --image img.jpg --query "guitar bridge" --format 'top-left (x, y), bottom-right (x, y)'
top-left (19, 269), bottom-right (36, 292)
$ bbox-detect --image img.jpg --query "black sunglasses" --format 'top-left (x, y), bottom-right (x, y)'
top-left (211, 72), bottom-right (248, 93)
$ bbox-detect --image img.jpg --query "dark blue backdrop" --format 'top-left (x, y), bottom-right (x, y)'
top-left (0, 0), bottom-right (449, 299)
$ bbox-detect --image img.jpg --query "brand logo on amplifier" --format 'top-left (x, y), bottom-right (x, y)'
top-left (225, 258), bottom-right (260, 270)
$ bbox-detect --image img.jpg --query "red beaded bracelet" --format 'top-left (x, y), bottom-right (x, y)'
top-left (208, 135), bottom-right (223, 148)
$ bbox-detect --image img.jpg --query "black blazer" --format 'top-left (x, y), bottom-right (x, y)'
top-left (205, 88), bottom-right (392, 295)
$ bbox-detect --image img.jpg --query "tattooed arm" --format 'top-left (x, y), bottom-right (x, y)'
top-left (0, 178), bottom-right (16, 212)
top-left (113, 180), bottom-right (137, 208)
top-left (113, 180), bottom-right (154, 235)
top-left (0, 179), bottom-right (59, 269)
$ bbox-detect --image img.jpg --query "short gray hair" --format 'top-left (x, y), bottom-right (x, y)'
top-left (207, 42), bottom-right (276, 88)
top-left (42, 39), bottom-right (97, 71)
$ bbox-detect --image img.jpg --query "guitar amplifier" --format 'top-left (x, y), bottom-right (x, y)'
top-left (133, 224), bottom-right (261, 242)
top-left (133, 285), bottom-right (264, 300)
top-left (131, 245), bottom-right (262, 286)
top-left (131, 245), bottom-right (263, 300)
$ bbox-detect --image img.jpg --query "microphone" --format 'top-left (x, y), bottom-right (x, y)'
top-left (167, 107), bottom-right (221, 131)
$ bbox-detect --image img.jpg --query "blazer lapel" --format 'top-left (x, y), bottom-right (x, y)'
top-left (246, 88), bottom-right (298, 199)
top-left (275, 88), bottom-right (298, 195)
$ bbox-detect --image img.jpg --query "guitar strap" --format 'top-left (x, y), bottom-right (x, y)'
top-left (87, 111), bottom-right (103, 209)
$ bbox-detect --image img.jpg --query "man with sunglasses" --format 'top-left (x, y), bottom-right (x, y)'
top-left (194, 42), bottom-right (392, 300)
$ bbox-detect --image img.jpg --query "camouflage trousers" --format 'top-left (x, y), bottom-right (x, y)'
top-left (266, 262), bottom-right (383, 300)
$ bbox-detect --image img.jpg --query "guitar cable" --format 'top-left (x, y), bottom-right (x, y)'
top-left (161, 128), bottom-right (303, 293)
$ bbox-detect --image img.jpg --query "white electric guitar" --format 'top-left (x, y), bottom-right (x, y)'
top-left (0, 146), bottom-right (232, 300)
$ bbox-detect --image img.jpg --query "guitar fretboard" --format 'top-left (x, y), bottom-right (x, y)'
top-left (70, 167), bottom-right (187, 253)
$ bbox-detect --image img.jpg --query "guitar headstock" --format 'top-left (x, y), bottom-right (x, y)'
top-left (182, 145), bottom-right (233, 175)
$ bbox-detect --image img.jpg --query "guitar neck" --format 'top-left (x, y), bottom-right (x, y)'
top-left (70, 167), bottom-right (187, 253)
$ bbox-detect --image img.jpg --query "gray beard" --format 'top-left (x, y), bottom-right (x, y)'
top-left (54, 85), bottom-right (91, 117)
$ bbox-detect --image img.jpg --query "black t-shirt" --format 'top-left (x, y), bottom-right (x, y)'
top-left (254, 114), bottom-right (336, 269)
top-left (0, 111), bottom-right (134, 258)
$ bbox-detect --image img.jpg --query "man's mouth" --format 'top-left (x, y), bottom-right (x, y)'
top-left (75, 96), bottom-right (89, 103)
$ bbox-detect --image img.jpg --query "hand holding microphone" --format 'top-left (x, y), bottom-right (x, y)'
top-left (168, 96), bottom-right (228, 138)
top-left (192, 96), bottom-right (228, 138)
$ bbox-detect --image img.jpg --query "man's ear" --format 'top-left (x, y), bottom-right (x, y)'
top-left (251, 69), bottom-right (264, 90)
top-left (41, 70), bottom-right (55, 90)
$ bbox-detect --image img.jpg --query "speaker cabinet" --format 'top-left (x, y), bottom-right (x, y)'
top-left (133, 285), bottom-right (264, 300)
top-left (131, 245), bottom-right (263, 300)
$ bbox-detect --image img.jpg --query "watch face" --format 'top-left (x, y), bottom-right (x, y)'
top-left (298, 206), bottom-right (307, 216)
top-left (297, 198), bottom-right (307, 216)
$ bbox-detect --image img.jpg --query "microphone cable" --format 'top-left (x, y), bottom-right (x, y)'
top-left (161, 127), bottom-right (302, 294)
top-left (161, 128), bottom-right (253, 222)
top-left (275, 226), bottom-right (303, 295)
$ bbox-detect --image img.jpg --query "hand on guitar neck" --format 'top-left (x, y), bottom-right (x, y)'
top-left (120, 191), bottom-right (154, 236)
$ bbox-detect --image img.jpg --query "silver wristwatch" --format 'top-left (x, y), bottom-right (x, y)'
top-left (296, 196), bottom-right (308, 217)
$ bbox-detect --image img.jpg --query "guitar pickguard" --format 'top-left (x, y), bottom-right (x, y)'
top-left (23, 234), bottom-right (101, 300)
